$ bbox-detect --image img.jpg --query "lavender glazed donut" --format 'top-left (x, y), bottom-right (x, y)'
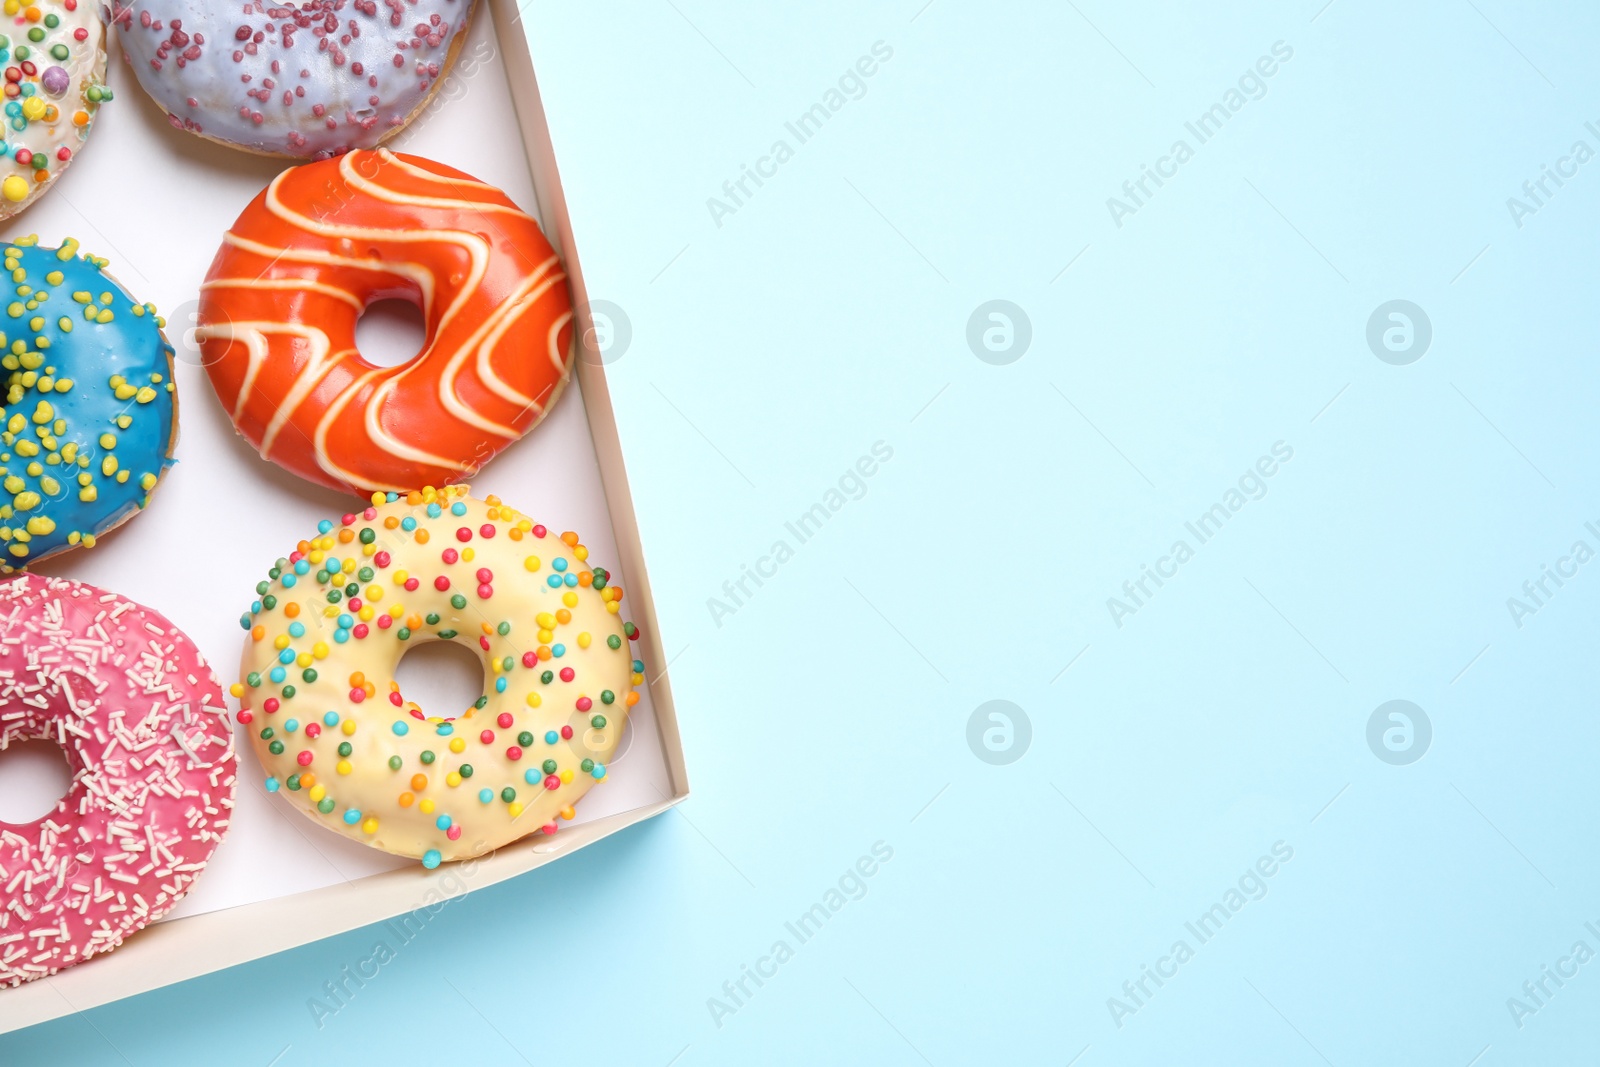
top-left (106, 0), bottom-right (477, 158)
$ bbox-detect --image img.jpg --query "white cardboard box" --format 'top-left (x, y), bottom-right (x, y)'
top-left (0, 0), bottom-right (687, 1032)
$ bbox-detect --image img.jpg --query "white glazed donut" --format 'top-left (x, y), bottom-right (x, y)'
top-left (106, 0), bottom-right (476, 158)
top-left (0, 0), bottom-right (112, 219)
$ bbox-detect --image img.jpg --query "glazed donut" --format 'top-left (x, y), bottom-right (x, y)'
top-left (0, 572), bottom-right (236, 986)
top-left (198, 149), bottom-right (574, 496)
top-left (232, 485), bottom-right (641, 868)
top-left (0, 235), bottom-right (178, 570)
top-left (0, 0), bottom-right (113, 219)
top-left (108, 0), bottom-right (476, 158)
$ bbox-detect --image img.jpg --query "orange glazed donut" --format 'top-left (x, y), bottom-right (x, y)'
top-left (196, 149), bottom-right (574, 496)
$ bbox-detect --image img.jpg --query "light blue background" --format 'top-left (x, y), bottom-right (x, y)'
top-left (9, 0), bottom-right (1600, 1063)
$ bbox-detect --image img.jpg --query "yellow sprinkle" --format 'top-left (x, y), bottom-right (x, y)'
top-left (341, 719), bottom-right (357, 736)
top-left (11, 491), bottom-right (37, 511)
top-left (361, 818), bottom-right (378, 835)
top-left (98, 433), bottom-right (115, 450)
top-left (139, 472), bottom-right (156, 490)
top-left (71, 291), bottom-right (90, 304)
top-left (114, 415), bottom-right (130, 429)
top-left (96, 309), bottom-right (115, 325)
top-left (562, 591), bottom-right (579, 608)
top-left (6, 543), bottom-right (25, 558)
top-left (53, 378), bottom-right (70, 392)
top-left (37, 477), bottom-right (56, 496)
top-left (419, 799), bottom-right (435, 815)
top-left (98, 292), bottom-right (112, 305)
top-left (577, 632), bottom-right (591, 649)
top-left (525, 692), bottom-right (542, 708)
top-left (77, 486), bottom-right (95, 502)
top-left (507, 802), bottom-right (524, 818)
top-left (449, 737), bottom-right (465, 753)
top-left (336, 760), bottom-right (352, 776)
top-left (309, 785), bottom-right (326, 803)
top-left (446, 772), bottom-right (461, 787)
top-left (524, 556), bottom-right (540, 571)
top-left (44, 271), bottom-right (61, 286)
top-left (100, 455), bottom-right (117, 476)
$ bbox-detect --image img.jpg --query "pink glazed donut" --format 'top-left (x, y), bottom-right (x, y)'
top-left (0, 573), bottom-right (236, 986)
top-left (106, 0), bottom-right (479, 159)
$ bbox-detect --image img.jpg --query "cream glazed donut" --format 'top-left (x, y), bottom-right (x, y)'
top-left (232, 486), bottom-right (642, 868)
top-left (107, 0), bottom-right (478, 158)
top-left (0, 572), bottom-right (235, 986)
top-left (0, 0), bottom-right (113, 219)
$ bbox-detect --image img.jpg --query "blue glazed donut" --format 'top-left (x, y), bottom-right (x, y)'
top-left (0, 235), bottom-right (176, 568)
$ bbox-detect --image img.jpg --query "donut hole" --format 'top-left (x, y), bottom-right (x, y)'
top-left (355, 297), bottom-right (429, 369)
top-left (0, 738), bottom-right (73, 824)
top-left (394, 639), bottom-right (487, 719)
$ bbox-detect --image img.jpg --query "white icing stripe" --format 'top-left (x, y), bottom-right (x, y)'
top-left (472, 267), bottom-right (568, 409)
top-left (201, 277), bottom-right (363, 312)
top-left (362, 379), bottom-right (477, 469)
top-left (344, 152), bottom-right (533, 217)
top-left (221, 231), bottom-right (437, 319)
top-left (547, 309), bottom-right (574, 374)
top-left (313, 366), bottom-right (406, 493)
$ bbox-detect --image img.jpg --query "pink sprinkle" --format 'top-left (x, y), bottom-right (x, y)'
top-left (496, 713), bottom-right (513, 729)
top-left (434, 576), bottom-right (450, 591)
top-left (479, 730), bottom-right (495, 745)
top-left (559, 667), bottom-right (574, 682)
top-left (297, 751), bottom-right (314, 766)
top-left (349, 688), bottom-right (366, 703)
top-left (576, 697), bottom-right (592, 712)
